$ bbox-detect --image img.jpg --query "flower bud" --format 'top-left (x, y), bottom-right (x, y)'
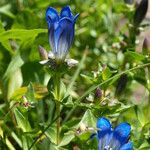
top-left (76, 123), bottom-right (87, 135)
top-left (115, 74), bottom-right (128, 96)
top-left (143, 37), bottom-right (150, 54)
top-left (95, 88), bottom-right (102, 99)
top-left (65, 58), bottom-right (78, 67)
top-left (79, 122), bottom-right (87, 132)
top-left (133, 0), bottom-right (148, 27)
top-left (38, 45), bottom-right (48, 60)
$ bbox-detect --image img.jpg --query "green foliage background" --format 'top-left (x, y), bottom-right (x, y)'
top-left (0, 0), bottom-right (150, 149)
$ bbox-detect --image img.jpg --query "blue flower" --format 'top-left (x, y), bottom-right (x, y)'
top-left (96, 117), bottom-right (133, 150)
top-left (46, 6), bottom-right (79, 61)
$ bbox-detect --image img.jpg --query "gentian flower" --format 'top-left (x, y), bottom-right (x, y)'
top-left (96, 117), bottom-right (133, 150)
top-left (46, 6), bottom-right (79, 61)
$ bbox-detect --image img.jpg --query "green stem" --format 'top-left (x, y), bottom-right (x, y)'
top-left (56, 102), bottom-right (60, 145)
top-left (55, 74), bottom-right (61, 145)
top-left (64, 62), bottom-right (150, 122)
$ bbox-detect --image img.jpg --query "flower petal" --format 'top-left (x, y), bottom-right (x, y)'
top-left (60, 6), bottom-right (72, 18)
top-left (54, 18), bottom-right (74, 59)
top-left (97, 117), bottom-right (112, 130)
top-left (97, 117), bottom-right (112, 140)
top-left (46, 7), bottom-right (59, 28)
top-left (113, 122), bottom-right (131, 144)
top-left (74, 13), bottom-right (80, 22)
top-left (120, 142), bottom-right (133, 150)
top-left (98, 132), bottom-right (113, 150)
top-left (65, 58), bottom-right (78, 67)
top-left (39, 60), bottom-right (49, 65)
top-left (48, 27), bottom-right (56, 53)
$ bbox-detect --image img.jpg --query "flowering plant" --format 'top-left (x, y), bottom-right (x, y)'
top-left (0, 1), bottom-right (150, 150)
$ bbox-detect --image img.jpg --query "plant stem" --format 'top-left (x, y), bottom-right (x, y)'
top-left (55, 74), bottom-right (61, 145)
top-left (56, 101), bottom-right (60, 145)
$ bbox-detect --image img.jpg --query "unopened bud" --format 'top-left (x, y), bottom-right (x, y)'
top-left (80, 122), bottom-right (87, 132)
top-left (95, 88), bottom-right (102, 99)
top-left (22, 96), bottom-right (31, 108)
top-left (143, 37), bottom-right (150, 54)
top-left (133, 0), bottom-right (148, 26)
top-left (65, 58), bottom-right (78, 67)
top-left (38, 45), bottom-right (48, 60)
top-left (76, 122), bottom-right (88, 135)
top-left (86, 94), bottom-right (94, 102)
top-left (115, 74), bottom-right (128, 96)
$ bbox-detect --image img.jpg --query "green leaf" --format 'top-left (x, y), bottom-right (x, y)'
top-left (135, 106), bottom-right (146, 127)
top-left (78, 131), bottom-right (92, 141)
top-left (4, 51), bottom-right (24, 79)
top-left (45, 126), bottom-right (57, 145)
top-left (59, 131), bottom-right (75, 147)
top-left (3, 50), bottom-right (24, 100)
top-left (80, 74), bottom-right (93, 84)
top-left (49, 144), bottom-right (67, 150)
top-left (60, 81), bottom-right (66, 101)
top-left (10, 87), bottom-right (27, 101)
top-left (22, 135), bottom-right (36, 150)
top-left (5, 138), bottom-right (16, 150)
top-left (6, 68), bottom-right (23, 100)
top-left (0, 29), bottom-right (46, 41)
top-left (125, 51), bottom-right (145, 62)
top-left (80, 109), bottom-right (96, 127)
top-left (102, 67), bottom-right (112, 80)
top-left (26, 83), bottom-right (36, 102)
top-left (0, 21), bottom-right (5, 32)
top-left (0, 29), bottom-right (46, 52)
top-left (22, 136), bottom-right (28, 150)
top-left (0, 4), bottom-right (15, 18)
top-left (10, 84), bottom-right (48, 101)
top-left (14, 108), bottom-right (31, 132)
top-left (64, 96), bottom-right (74, 107)
top-left (3, 28), bottom-right (44, 100)
top-left (11, 132), bottom-right (22, 148)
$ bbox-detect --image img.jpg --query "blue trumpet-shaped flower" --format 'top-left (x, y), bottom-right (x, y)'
top-left (96, 117), bottom-right (133, 150)
top-left (46, 6), bottom-right (79, 61)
